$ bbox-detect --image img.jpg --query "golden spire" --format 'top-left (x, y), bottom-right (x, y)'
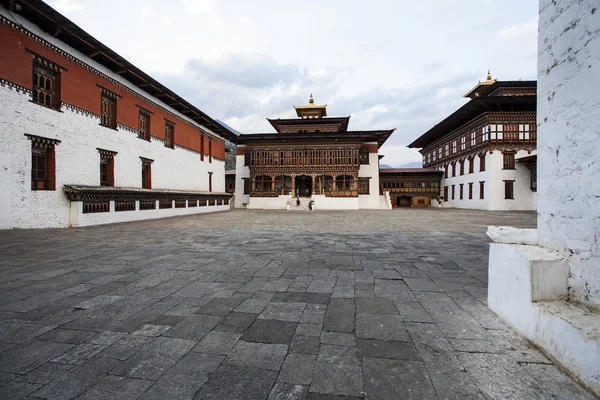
top-left (309, 94), bottom-right (314, 104)
top-left (487, 70), bottom-right (492, 81)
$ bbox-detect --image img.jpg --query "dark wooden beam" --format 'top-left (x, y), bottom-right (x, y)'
top-left (53, 26), bottom-right (62, 37)
top-left (89, 51), bottom-right (100, 58)
top-left (115, 69), bottom-right (128, 75)
top-left (9, 0), bottom-right (14, 12)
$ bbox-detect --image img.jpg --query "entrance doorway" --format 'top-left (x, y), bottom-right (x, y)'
top-left (397, 196), bottom-right (412, 207)
top-left (295, 175), bottom-right (312, 197)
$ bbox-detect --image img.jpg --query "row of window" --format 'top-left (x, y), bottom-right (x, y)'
top-left (28, 137), bottom-right (213, 192)
top-left (423, 123), bottom-right (535, 166)
top-left (245, 149), bottom-right (370, 166)
top-left (443, 180), bottom-right (515, 201)
top-left (381, 181), bottom-right (439, 189)
top-left (31, 58), bottom-right (213, 160)
top-left (246, 175), bottom-right (370, 194)
top-left (441, 152), bottom-right (515, 178)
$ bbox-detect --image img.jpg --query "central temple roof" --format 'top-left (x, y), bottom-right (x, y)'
top-left (293, 94), bottom-right (327, 118)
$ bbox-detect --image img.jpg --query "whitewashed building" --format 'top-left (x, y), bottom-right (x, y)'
top-left (234, 97), bottom-right (394, 210)
top-left (0, 2), bottom-right (236, 229)
top-left (409, 75), bottom-right (537, 211)
top-left (488, 0), bottom-right (600, 393)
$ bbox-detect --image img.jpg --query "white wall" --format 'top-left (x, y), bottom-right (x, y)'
top-left (247, 195), bottom-right (291, 210)
top-left (312, 195), bottom-right (359, 210)
top-left (0, 85), bottom-right (225, 229)
top-left (234, 152), bottom-right (250, 208)
top-left (358, 147), bottom-right (381, 209)
top-left (440, 151), bottom-right (535, 210)
top-left (538, 0), bottom-right (600, 308)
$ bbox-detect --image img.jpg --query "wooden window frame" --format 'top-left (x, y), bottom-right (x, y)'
top-left (164, 120), bottom-right (175, 149)
top-left (98, 148), bottom-right (117, 187)
top-left (100, 93), bottom-right (117, 129)
top-left (459, 160), bottom-right (465, 176)
top-left (503, 151), bottom-right (515, 170)
top-left (451, 163), bottom-right (456, 177)
top-left (208, 172), bottom-right (213, 192)
top-left (468, 182), bottom-right (473, 199)
top-left (479, 181), bottom-right (485, 199)
top-left (201, 134), bottom-right (205, 161)
top-left (480, 154), bottom-right (486, 172)
top-left (32, 60), bottom-right (61, 110)
top-left (141, 157), bottom-right (153, 189)
top-left (451, 185), bottom-right (455, 200)
top-left (468, 158), bottom-right (474, 174)
top-left (504, 180), bottom-right (515, 200)
top-left (208, 138), bottom-right (213, 163)
top-left (138, 108), bottom-right (151, 141)
top-left (459, 183), bottom-right (464, 200)
top-left (26, 134), bottom-right (60, 191)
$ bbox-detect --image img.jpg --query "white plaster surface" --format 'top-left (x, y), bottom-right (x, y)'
top-left (247, 195), bottom-right (292, 210)
top-left (488, 243), bottom-right (598, 394)
top-left (440, 151), bottom-right (535, 210)
top-left (0, 86), bottom-right (225, 229)
top-left (487, 226), bottom-right (538, 245)
top-left (234, 153), bottom-right (250, 209)
top-left (537, 0), bottom-right (600, 308)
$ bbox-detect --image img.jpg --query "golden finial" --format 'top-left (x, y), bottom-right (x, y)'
top-left (487, 70), bottom-right (492, 81)
top-left (309, 94), bottom-right (314, 104)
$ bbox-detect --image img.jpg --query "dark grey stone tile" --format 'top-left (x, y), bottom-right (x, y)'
top-left (109, 336), bottom-right (196, 380)
top-left (76, 375), bottom-right (154, 400)
top-left (138, 352), bottom-right (224, 400)
top-left (195, 365), bottom-right (277, 400)
top-left (234, 299), bottom-right (269, 314)
top-left (363, 357), bottom-right (437, 400)
top-left (0, 340), bottom-right (74, 374)
top-left (224, 340), bottom-right (288, 371)
top-left (214, 312), bottom-right (257, 332)
top-left (37, 328), bottom-right (97, 344)
top-left (242, 319), bottom-right (298, 344)
top-left (394, 300), bottom-right (433, 323)
top-left (164, 314), bottom-right (222, 340)
top-left (323, 299), bottom-right (354, 333)
top-left (523, 363), bottom-right (596, 400)
top-left (0, 380), bottom-right (41, 400)
top-left (30, 356), bottom-right (118, 400)
top-left (279, 354), bottom-right (317, 385)
top-left (51, 342), bottom-right (109, 365)
top-left (197, 297), bottom-right (245, 316)
top-left (357, 339), bottom-right (421, 361)
top-left (290, 335), bottom-right (320, 355)
top-left (296, 323), bottom-right (322, 337)
top-left (258, 302), bottom-right (306, 322)
top-left (192, 331), bottom-right (241, 355)
top-left (100, 335), bottom-right (154, 360)
top-left (320, 332), bottom-right (356, 347)
top-left (272, 293), bottom-right (330, 305)
top-left (149, 314), bottom-right (186, 326)
top-left (356, 314), bottom-right (409, 342)
top-left (355, 298), bottom-right (398, 315)
top-left (14, 362), bottom-right (74, 385)
top-left (309, 362), bottom-right (363, 397)
top-left (306, 393), bottom-right (362, 400)
top-left (317, 345), bottom-right (360, 366)
top-left (0, 322), bottom-right (56, 344)
top-left (268, 382), bottom-right (308, 400)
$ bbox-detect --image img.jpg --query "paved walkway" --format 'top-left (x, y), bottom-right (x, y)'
top-left (0, 209), bottom-right (594, 399)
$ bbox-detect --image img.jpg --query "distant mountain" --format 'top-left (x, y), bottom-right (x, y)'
top-left (397, 161), bottom-right (422, 168)
top-left (380, 164), bottom-right (393, 169)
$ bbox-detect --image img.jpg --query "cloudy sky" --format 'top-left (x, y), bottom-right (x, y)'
top-left (52, 0), bottom-right (538, 166)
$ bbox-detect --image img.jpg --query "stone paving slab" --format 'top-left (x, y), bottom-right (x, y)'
top-left (0, 209), bottom-right (594, 399)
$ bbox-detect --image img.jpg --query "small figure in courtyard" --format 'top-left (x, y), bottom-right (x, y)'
top-left (296, 197), bottom-right (300, 207)
top-left (305, 188), bottom-right (310, 197)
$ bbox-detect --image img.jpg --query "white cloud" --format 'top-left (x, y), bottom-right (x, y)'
top-left (500, 17), bottom-right (538, 38)
top-left (139, 6), bottom-right (154, 18)
top-left (52, 0), bottom-right (82, 13)
top-left (184, 0), bottom-right (216, 15)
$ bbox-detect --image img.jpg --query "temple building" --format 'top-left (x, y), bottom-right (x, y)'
top-left (379, 168), bottom-right (443, 207)
top-left (409, 73), bottom-right (537, 210)
top-left (0, 1), bottom-right (235, 229)
top-left (234, 96), bottom-right (395, 210)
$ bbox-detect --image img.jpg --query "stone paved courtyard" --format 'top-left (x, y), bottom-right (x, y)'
top-left (0, 209), bottom-right (595, 399)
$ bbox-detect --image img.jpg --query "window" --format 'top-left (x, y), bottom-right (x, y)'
top-left (98, 149), bottom-right (117, 187)
top-left (427, 153), bottom-right (431, 164)
top-left (460, 136), bottom-right (466, 151)
top-left (141, 157), bottom-right (153, 189)
top-left (138, 109), bottom-right (151, 141)
top-left (468, 158), bottom-right (474, 174)
top-left (100, 93), bottom-right (117, 129)
top-left (243, 178), bottom-right (250, 195)
top-left (208, 172), bottom-right (213, 192)
top-left (451, 162), bottom-right (456, 177)
top-left (244, 151), bottom-right (250, 166)
top-left (208, 138), bottom-right (212, 163)
top-left (459, 184), bottom-right (464, 200)
top-left (165, 120), bottom-right (175, 149)
top-left (451, 185), bottom-right (455, 200)
top-left (468, 182), bottom-right (473, 199)
top-left (26, 134), bottom-right (59, 191)
top-left (490, 124), bottom-right (503, 140)
top-left (32, 59), bottom-right (60, 109)
top-left (504, 180), bottom-right (515, 199)
top-left (443, 186), bottom-right (448, 201)
top-left (518, 124), bottom-right (531, 140)
top-left (482, 126), bottom-right (490, 142)
top-left (438, 148), bottom-right (442, 160)
top-left (444, 165), bottom-right (448, 179)
top-left (480, 181), bottom-right (485, 199)
top-left (452, 141), bottom-right (457, 154)
top-left (358, 178), bottom-right (370, 194)
top-left (459, 160), bottom-right (465, 176)
top-left (503, 151), bottom-right (515, 169)
top-left (530, 168), bottom-right (537, 192)
top-left (444, 144), bottom-right (449, 157)
top-left (201, 134), bottom-right (205, 161)
top-left (359, 149), bottom-right (370, 164)
top-left (480, 154), bottom-right (486, 172)
top-left (470, 132), bottom-right (476, 147)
